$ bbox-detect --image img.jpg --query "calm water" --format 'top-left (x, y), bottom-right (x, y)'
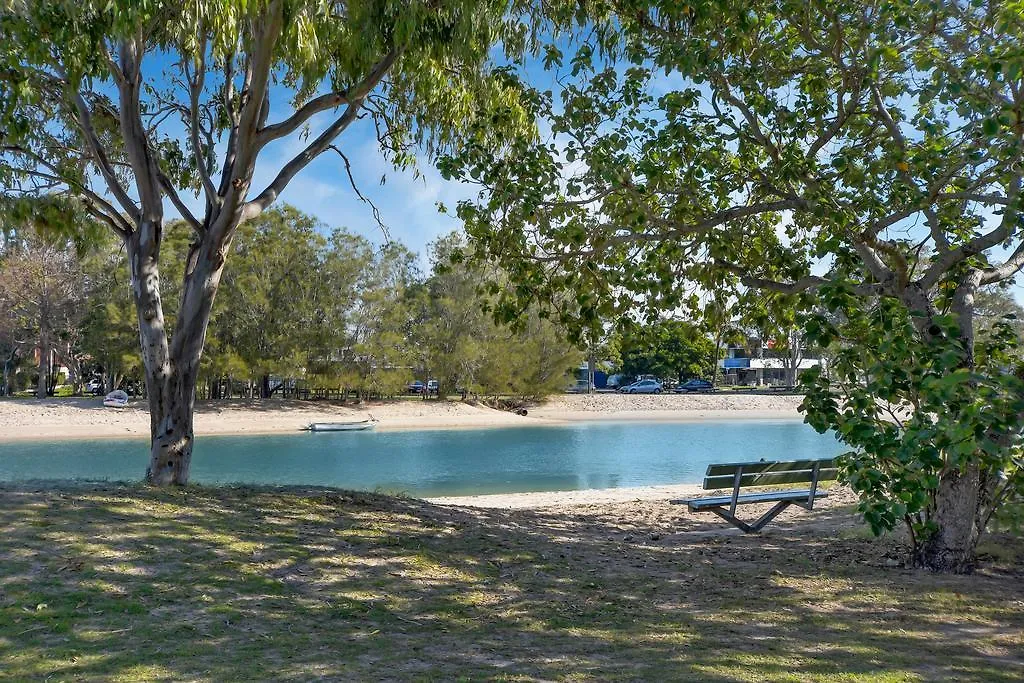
top-left (0, 421), bottom-right (845, 497)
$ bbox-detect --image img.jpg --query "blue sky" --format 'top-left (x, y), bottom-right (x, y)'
top-left (167, 95), bottom-right (476, 266)
top-left (245, 115), bottom-right (471, 260)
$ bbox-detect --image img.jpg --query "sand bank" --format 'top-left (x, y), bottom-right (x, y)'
top-left (426, 482), bottom-right (708, 509)
top-left (0, 391), bottom-right (804, 442)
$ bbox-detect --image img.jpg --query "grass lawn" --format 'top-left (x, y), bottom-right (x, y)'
top-left (1, 484), bottom-right (1021, 682)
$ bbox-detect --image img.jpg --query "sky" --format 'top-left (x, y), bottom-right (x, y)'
top-left (168, 97), bottom-right (479, 268)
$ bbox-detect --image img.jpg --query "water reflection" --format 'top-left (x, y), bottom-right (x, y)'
top-left (0, 421), bottom-right (845, 497)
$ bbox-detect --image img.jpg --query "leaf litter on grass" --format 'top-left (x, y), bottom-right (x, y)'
top-left (0, 483), bottom-right (1021, 681)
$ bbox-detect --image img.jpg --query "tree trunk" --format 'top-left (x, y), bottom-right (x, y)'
top-left (2, 347), bottom-right (17, 396)
top-left (587, 353), bottom-right (596, 394)
top-left (130, 224), bottom-right (225, 486)
top-left (106, 370), bottom-right (122, 393)
top-left (904, 272), bottom-right (990, 572)
top-left (913, 464), bottom-right (984, 573)
top-left (35, 330), bottom-right (48, 399)
top-left (47, 352), bottom-right (60, 396)
top-left (261, 373), bottom-right (271, 399)
top-left (712, 338), bottom-right (722, 386)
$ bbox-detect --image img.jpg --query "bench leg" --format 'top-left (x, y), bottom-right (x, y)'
top-left (707, 507), bottom-right (755, 533)
top-left (706, 501), bottom-right (793, 534)
top-left (749, 501), bottom-right (793, 532)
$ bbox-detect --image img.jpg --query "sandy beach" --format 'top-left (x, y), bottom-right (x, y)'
top-left (0, 392), bottom-right (804, 443)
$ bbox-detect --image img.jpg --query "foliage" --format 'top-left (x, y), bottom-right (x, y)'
top-left (78, 236), bottom-right (142, 392)
top-left (307, 235), bottom-right (421, 398)
top-left (0, 202), bottom-right (580, 402)
top-left (407, 233), bottom-right (581, 399)
top-left (0, 228), bottom-right (86, 397)
top-left (214, 207), bottom-right (337, 384)
top-left (445, 0), bottom-right (1024, 571)
top-left (615, 319), bottom-right (716, 383)
top-left (801, 288), bottom-right (1024, 556)
top-left (973, 284), bottom-right (1024, 342)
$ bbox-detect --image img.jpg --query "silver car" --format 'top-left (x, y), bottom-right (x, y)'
top-left (618, 379), bottom-right (663, 394)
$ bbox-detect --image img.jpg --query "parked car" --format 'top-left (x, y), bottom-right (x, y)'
top-left (618, 379), bottom-right (663, 394)
top-left (674, 379), bottom-right (715, 394)
top-left (427, 380), bottom-right (438, 394)
top-left (407, 380), bottom-right (426, 394)
top-left (85, 379), bottom-right (104, 396)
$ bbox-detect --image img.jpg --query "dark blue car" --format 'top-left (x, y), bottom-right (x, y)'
top-left (674, 379), bottom-right (715, 393)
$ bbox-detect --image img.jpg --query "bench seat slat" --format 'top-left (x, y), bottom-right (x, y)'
top-left (703, 469), bottom-right (838, 489)
top-left (678, 489), bottom-right (828, 511)
top-left (704, 459), bottom-right (836, 476)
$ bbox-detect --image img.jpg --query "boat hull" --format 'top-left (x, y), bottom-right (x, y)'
top-left (306, 422), bottom-right (376, 432)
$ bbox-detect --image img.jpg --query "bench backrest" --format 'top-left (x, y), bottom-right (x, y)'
top-left (702, 458), bottom-right (838, 491)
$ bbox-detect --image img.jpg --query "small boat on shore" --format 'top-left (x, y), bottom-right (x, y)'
top-left (303, 420), bottom-right (376, 432)
top-left (102, 390), bottom-right (129, 408)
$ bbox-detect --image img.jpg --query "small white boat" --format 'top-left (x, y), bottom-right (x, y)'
top-left (102, 390), bottom-right (129, 408)
top-left (303, 420), bottom-right (376, 432)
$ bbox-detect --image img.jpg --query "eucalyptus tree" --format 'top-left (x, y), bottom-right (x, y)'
top-left (475, 308), bottom-right (582, 398)
top-left (407, 233), bottom-right (492, 397)
top-left (0, 0), bottom-right (532, 484)
top-left (448, 1), bottom-right (1024, 571)
top-left (413, 232), bottom-right (581, 398)
top-left (335, 239), bottom-right (419, 397)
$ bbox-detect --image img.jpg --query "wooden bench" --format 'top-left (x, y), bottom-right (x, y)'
top-left (671, 458), bottom-right (838, 533)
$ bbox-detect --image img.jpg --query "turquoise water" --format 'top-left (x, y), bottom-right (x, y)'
top-left (0, 421), bottom-right (845, 497)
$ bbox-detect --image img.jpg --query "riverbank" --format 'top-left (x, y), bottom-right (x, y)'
top-left (530, 392), bottom-right (804, 423)
top-left (0, 392), bottom-right (804, 441)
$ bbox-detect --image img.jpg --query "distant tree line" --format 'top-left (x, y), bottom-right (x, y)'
top-left (0, 206), bottom-right (581, 401)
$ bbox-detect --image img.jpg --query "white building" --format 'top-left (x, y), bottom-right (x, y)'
top-left (719, 339), bottom-right (823, 386)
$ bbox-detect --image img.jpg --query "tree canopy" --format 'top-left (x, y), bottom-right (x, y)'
top-left (446, 0), bottom-right (1024, 572)
top-left (615, 319), bottom-right (716, 383)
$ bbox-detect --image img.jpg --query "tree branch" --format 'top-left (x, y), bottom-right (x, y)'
top-left (211, 2), bottom-right (285, 230)
top-left (157, 172), bottom-right (202, 234)
top-left (240, 48), bottom-right (400, 222)
top-left (115, 38), bottom-right (163, 217)
top-left (184, 39), bottom-right (218, 209)
top-left (218, 49), bottom-right (240, 198)
top-left (1, 145), bottom-right (133, 237)
top-left (82, 202), bottom-right (131, 242)
top-left (327, 144), bottom-right (388, 239)
top-left (853, 241), bottom-right (893, 283)
top-left (927, 176), bottom-right (1023, 287)
top-left (257, 91), bottom-right (352, 148)
top-left (64, 84), bottom-right (140, 221)
top-left (719, 261), bottom-right (883, 296)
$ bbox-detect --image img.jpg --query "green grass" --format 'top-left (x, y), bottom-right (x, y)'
top-left (0, 484), bottom-right (1021, 682)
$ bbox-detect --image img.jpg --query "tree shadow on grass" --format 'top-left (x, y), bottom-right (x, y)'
top-left (0, 483), bottom-right (1021, 681)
